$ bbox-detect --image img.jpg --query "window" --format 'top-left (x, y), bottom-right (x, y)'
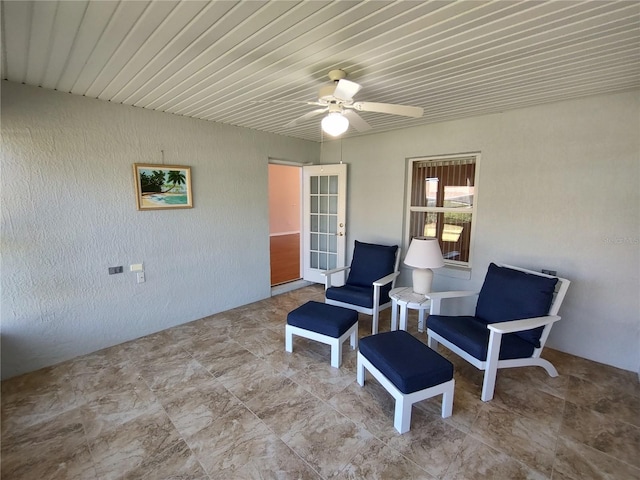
top-left (406, 154), bottom-right (479, 267)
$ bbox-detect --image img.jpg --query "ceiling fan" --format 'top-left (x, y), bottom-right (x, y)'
top-left (285, 69), bottom-right (424, 136)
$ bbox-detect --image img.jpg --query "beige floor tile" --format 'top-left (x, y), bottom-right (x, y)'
top-left (88, 408), bottom-right (182, 480)
top-left (160, 376), bottom-right (243, 438)
top-left (552, 435), bottom-right (640, 480)
top-left (288, 357), bottom-right (357, 402)
top-left (335, 437), bottom-right (435, 479)
top-left (79, 374), bottom-right (161, 440)
top-left (190, 336), bottom-right (258, 377)
top-left (385, 416), bottom-right (467, 478)
top-left (1, 407), bottom-right (95, 480)
top-left (443, 435), bottom-right (548, 480)
top-left (560, 401), bottom-right (640, 469)
top-left (229, 436), bottom-right (324, 480)
top-left (185, 405), bottom-right (279, 477)
top-left (470, 401), bottom-right (557, 476)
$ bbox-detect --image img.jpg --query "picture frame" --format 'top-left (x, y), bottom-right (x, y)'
top-left (133, 164), bottom-right (193, 210)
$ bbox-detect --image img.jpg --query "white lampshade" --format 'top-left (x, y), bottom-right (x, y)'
top-left (321, 112), bottom-right (349, 136)
top-left (404, 237), bottom-right (444, 294)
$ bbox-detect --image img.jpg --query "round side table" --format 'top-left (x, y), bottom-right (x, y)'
top-left (389, 287), bottom-right (432, 332)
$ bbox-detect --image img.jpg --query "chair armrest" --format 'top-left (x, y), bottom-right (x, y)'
top-left (372, 271), bottom-right (400, 287)
top-left (487, 315), bottom-right (561, 334)
top-left (424, 291), bottom-right (479, 315)
top-left (321, 266), bottom-right (350, 277)
top-left (321, 266), bottom-right (350, 289)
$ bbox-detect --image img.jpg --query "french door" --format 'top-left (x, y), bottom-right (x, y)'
top-left (302, 164), bottom-right (347, 283)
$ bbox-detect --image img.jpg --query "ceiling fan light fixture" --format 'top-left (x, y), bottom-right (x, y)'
top-left (321, 112), bottom-right (349, 136)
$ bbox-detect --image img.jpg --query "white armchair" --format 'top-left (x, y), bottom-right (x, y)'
top-left (426, 263), bottom-right (570, 401)
top-left (322, 241), bottom-right (401, 334)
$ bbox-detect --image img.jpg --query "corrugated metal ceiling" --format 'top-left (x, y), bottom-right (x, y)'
top-left (2, 0), bottom-right (639, 142)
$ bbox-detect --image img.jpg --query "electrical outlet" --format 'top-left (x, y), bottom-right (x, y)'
top-left (541, 269), bottom-right (557, 276)
top-left (137, 271), bottom-right (145, 283)
top-left (108, 266), bottom-right (123, 275)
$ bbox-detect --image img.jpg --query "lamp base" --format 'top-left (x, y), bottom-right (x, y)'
top-left (412, 268), bottom-right (434, 295)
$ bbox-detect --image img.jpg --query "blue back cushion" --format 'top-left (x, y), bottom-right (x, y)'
top-left (346, 241), bottom-right (398, 288)
top-left (475, 263), bottom-right (558, 346)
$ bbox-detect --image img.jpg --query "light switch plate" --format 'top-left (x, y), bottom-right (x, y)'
top-left (130, 263), bottom-right (144, 272)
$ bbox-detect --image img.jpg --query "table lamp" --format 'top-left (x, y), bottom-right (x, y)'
top-left (404, 237), bottom-right (444, 294)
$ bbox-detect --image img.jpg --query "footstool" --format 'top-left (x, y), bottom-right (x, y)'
top-left (357, 330), bottom-right (455, 434)
top-left (286, 301), bottom-right (359, 368)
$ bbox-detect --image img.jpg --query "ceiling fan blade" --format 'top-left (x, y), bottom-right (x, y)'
top-left (333, 79), bottom-right (361, 101)
top-left (284, 108), bottom-right (327, 128)
top-left (353, 101), bottom-right (423, 118)
top-left (343, 110), bottom-right (372, 132)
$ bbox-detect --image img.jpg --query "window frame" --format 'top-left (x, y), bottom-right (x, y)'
top-left (404, 152), bottom-right (481, 270)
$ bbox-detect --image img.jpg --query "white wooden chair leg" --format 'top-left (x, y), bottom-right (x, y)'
top-left (285, 327), bottom-right (293, 353)
top-left (356, 353), bottom-right (365, 386)
top-left (330, 338), bottom-right (341, 368)
top-left (427, 334), bottom-right (438, 350)
top-left (537, 357), bottom-right (559, 377)
top-left (372, 285), bottom-right (381, 334)
top-left (394, 396), bottom-right (412, 434)
top-left (442, 380), bottom-right (454, 418)
top-left (482, 330), bottom-right (502, 401)
top-left (350, 329), bottom-right (357, 349)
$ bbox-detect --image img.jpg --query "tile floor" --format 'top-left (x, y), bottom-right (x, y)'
top-left (2, 285), bottom-right (639, 479)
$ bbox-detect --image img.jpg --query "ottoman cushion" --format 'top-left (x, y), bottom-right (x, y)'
top-left (287, 301), bottom-right (358, 338)
top-left (359, 330), bottom-right (453, 394)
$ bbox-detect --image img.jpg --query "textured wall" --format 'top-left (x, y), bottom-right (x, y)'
top-left (1, 82), bottom-right (318, 379)
top-left (321, 90), bottom-right (640, 373)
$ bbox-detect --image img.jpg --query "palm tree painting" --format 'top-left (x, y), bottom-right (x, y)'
top-left (134, 164), bottom-right (193, 210)
top-left (165, 170), bottom-right (186, 193)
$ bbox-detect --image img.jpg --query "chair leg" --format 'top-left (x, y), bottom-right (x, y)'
top-left (285, 326), bottom-right (293, 353)
top-left (372, 285), bottom-right (381, 334)
top-left (394, 396), bottom-right (412, 434)
top-left (350, 328), bottom-right (357, 349)
top-left (441, 380), bottom-right (454, 418)
top-left (356, 353), bottom-right (365, 386)
top-left (372, 308), bottom-right (379, 335)
top-left (427, 333), bottom-right (438, 350)
top-left (330, 338), bottom-right (341, 368)
top-left (535, 357), bottom-right (559, 377)
top-left (482, 330), bottom-right (502, 401)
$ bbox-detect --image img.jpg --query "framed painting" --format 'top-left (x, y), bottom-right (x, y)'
top-left (133, 164), bottom-right (193, 210)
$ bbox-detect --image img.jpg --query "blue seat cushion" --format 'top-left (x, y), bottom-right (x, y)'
top-left (287, 301), bottom-right (358, 338)
top-left (325, 284), bottom-right (392, 309)
top-left (346, 241), bottom-right (398, 288)
top-left (428, 315), bottom-right (536, 361)
top-left (359, 330), bottom-right (453, 394)
top-left (475, 263), bottom-right (558, 347)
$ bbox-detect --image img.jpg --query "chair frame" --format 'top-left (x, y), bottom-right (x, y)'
top-left (322, 248), bottom-right (401, 334)
top-left (426, 264), bottom-right (570, 402)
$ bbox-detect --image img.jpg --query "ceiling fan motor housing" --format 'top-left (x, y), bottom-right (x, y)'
top-left (318, 69), bottom-right (348, 102)
top-left (318, 84), bottom-right (338, 102)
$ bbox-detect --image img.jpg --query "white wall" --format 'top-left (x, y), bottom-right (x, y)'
top-left (0, 82), bottom-right (318, 379)
top-left (321, 90), bottom-right (640, 373)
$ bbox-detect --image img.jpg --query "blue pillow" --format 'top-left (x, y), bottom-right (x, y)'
top-left (346, 241), bottom-right (398, 288)
top-left (475, 263), bottom-right (558, 347)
